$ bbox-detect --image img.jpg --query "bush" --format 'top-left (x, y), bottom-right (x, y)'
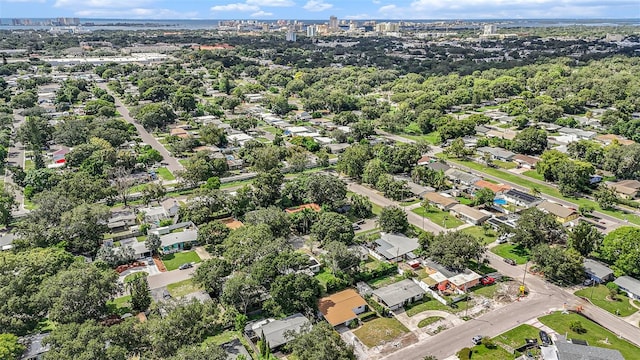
top-left (570, 320), bottom-right (587, 334)
top-left (481, 337), bottom-right (497, 349)
top-left (457, 347), bottom-right (471, 359)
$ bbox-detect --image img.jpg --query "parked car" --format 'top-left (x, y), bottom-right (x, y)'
top-left (472, 335), bottom-right (483, 345)
top-left (162, 290), bottom-right (171, 299)
top-left (583, 279), bottom-right (594, 286)
top-left (352, 224), bottom-right (361, 230)
top-left (178, 263), bottom-right (193, 270)
top-left (356, 219), bottom-right (366, 225)
top-left (503, 258), bottom-right (517, 266)
top-left (539, 330), bottom-right (552, 346)
top-left (480, 276), bottom-right (496, 285)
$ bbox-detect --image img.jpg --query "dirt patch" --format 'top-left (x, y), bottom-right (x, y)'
top-left (153, 255), bottom-right (167, 272)
top-left (378, 332), bottom-right (419, 355)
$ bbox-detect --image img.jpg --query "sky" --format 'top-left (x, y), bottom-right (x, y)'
top-left (0, 0), bottom-right (639, 20)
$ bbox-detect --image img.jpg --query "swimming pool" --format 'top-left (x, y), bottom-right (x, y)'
top-left (494, 199), bottom-right (507, 205)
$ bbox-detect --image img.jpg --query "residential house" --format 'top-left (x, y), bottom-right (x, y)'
top-left (475, 125), bottom-right (491, 135)
top-left (116, 238), bottom-right (151, 260)
top-left (394, 175), bottom-right (432, 198)
top-left (349, 245), bottom-right (369, 261)
top-left (417, 155), bottom-right (433, 166)
top-left (318, 289), bottom-right (368, 327)
top-left (141, 206), bottom-right (168, 224)
top-left (161, 199), bottom-right (180, 218)
top-left (372, 233), bottom-right (420, 262)
top-left (107, 210), bottom-right (137, 233)
top-left (486, 129), bottom-right (517, 141)
top-left (558, 127), bottom-right (597, 140)
top-left (595, 134), bottom-right (635, 146)
top-left (285, 203), bottom-right (322, 214)
top-left (421, 259), bottom-right (482, 293)
top-left (609, 180), bottom-right (640, 199)
top-left (502, 189), bottom-right (543, 208)
top-left (427, 161), bottom-right (451, 173)
top-left (169, 127), bottom-right (190, 139)
top-left (307, 255), bottom-right (321, 273)
top-left (20, 334), bottom-right (50, 360)
top-left (544, 339), bottom-right (625, 360)
top-left (583, 259), bottom-right (614, 284)
top-left (536, 200), bottom-right (579, 224)
top-left (512, 154), bottom-right (539, 169)
top-left (244, 313), bottom-right (310, 351)
top-left (423, 192), bottom-right (458, 211)
top-left (227, 133), bottom-right (254, 146)
top-left (449, 204), bottom-right (491, 225)
top-left (614, 276), bottom-right (640, 300)
top-left (159, 229), bottom-right (198, 254)
top-left (294, 111), bottom-right (312, 121)
top-left (372, 279), bottom-right (425, 311)
top-left (51, 147), bottom-right (69, 164)
top-left (474, 180), bottom-right (510, 194)
top-left (476, 146), bottom-right (516, 161)
top-left (445, 169), bottom-right (481, 186)
top-left (327, 143), bottom-right (350, 154)
top-left (284, 126), bottom-right (311, 136)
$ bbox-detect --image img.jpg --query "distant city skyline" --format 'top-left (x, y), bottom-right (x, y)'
top-left (1, 0), bottom-right (639, 20)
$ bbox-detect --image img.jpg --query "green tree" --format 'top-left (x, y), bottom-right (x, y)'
top-left (336, 144), bottom-right (372, 180)
top-left (311, 212), bottom-right (354, 245)
top-left (128, 275), bottom-right (151, 312)
top-left (536, 150), bottom-right (569, 182)
top-left (510, 127), bottom-right (548, 155)
top-left (0, 333), bottom-right (25, 360)
top-left (377, 205), bottom-right (409, 234)
top-left (0, 186), bottom-right (16, 227)
top-left (193, 258), bottom-right (232, 297)
top-left (252, 170), bottom-right (284, 208)
top-left (531, 245), bottom-right (584, 285)
top-left (221, 273), bottom-right (263, 314)
top-left (168, 344), bottom-right (227, 360)
top-left (38, 263), bottom-right (119, 324)
top-left (199, 124), bottom-right (227, 147)
top-left (594, 185), bottom-right (618, 210)
top-left (446, 138), bottom-right (471, 159)
top-left (304, 173), bottom-right (347, 208)
top-left (323, 241), bottom-right (360, 274)
top-left (245, 206), bottom-right (291, 238)
top-left (427, 231), bottom-right (486, 271)
top-left (362, 158), bottom-right (387, 185)
top-left (60, 203), bottom-right (111, 255)
top-left (285, 322), bottom-right (355, 360)
top-left (567, 222), bottom-right (602, 257)
top-left (133, 102), bottom-right (177, 130)
top-left (265, 273), bottom-right (322, 316)
top-left (600, 227), bottom-right (640, 277)
top-left (141, 182), bottom-right (166, 205)
top-left (145, 233), bottom-right (162, 255)
top-left (512, 208), bottom-right (566, 249)
top-left (473, 188), bottom-right (495, 207)
top-left (349, 194), bottom-right (372, 219)
top-left (197, 221), bottom-right (230, 247)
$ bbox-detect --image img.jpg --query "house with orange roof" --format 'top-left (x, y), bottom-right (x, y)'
top-left (474, 180), bottom-right (510, 194)
top-left (284, 203), bottom-right (321, 214)
top-left (318, 289), bottom-right (368, 327)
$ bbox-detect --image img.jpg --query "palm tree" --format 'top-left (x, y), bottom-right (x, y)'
top-left (529, 186), bottom-right (541, 197)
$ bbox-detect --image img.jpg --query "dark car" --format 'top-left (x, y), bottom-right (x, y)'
top-left (504, 258), bottom-right (517, 266)
top-left (539, 330), bottom-right (552, 346)
top-left (583, 279), bottom-right (594, 286)
top-left (178, 263), bottom-right (193, 270)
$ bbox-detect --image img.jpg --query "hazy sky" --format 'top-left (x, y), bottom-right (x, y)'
top-left (1, 0), bottom-right (639, 20)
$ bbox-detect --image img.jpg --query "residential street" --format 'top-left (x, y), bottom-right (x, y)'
top-left (6, 110), bottom-right (26, 214)
top-left (147, 264), bottom-right (199, 289)
top-left (379, 251), bottom-right (640, 360)
top-left (98, 83), bottom-right (184, 174)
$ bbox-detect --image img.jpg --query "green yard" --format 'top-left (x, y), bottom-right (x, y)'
top-left (203, 330), bottom-right (239, 346)
top-left (492, 160), bottom-right (517, 170)
top-left (574, 285), bottom-right (638, 317)
top-left (368, 274), bottom-right (404, 289)
top-left (315, 269), bottom-right (338, 292)
top-left (412, 207), bottom-right (464, 229)
top-left (539, 312), bottom-right (640, 360)
top-left (472, 283), bottom-right (499, 299)
top-left (400, 131), bottom-right (441, 145)
top-left (465, 324), bottom-right (540, 360)
top-left (157, 167), bottom-right (175, 181)
top-left (352, 317), bottom-right (409, 348)
top-left (446, 158), bottom-right (640, 225)
top-left (161, 251), bottom-right (202, 271)
top-left (491, 243), bottom-right (530, 264)
top-left (523, 170), bottom-right (544, 181)
top-left (405, 297), bottom-right (452, 316)
top-left (24, 159), bottom-right (34, 170)
top-left (400, 199), bottom-right (421, 206)
top-left (460, 225), bottom-right (498, 245)
top-left (417, 316), bottom-right (443, 328)
top-left (107, 295), bottom-right (132, 315)
top-left (166, 279), bottom-right (202, 298)
top-left (455, 196), bottom-right (475, 205)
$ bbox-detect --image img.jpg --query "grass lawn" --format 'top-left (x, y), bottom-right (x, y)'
top-left (136, 235), bottom-right (147, 242)
top-left (128, 183), bottom-right (148, 193)
top-left (36, 319), bottom-right (56, 333)
top-left (523, 170), bottom-right (544, 181)
top-left (23, 199), bottom-right (37, 210)
top-left (467, 344), bottom-right (514, 360)
top-left (371, 202), bottom-right (383, 216)
top-left (574, 285), bottom-right (638, 317)
top-left (220, 178), bottom-right (253, 189)
top-left (456, 196), bottom-right (475, 205)
top-left (472, 283), bottom-right (499, 299)
top-left (353, 317), bottom-right (409, 348)
top-left (203, 330), bottom-right (239, 346)
top-left (24, 159), bottom-right (34, 170)
top-left (315, 269), bottom-right (338, 291)
top-left (494, 324), bottom-right (540, 349)
top-left (405, 297), bottom-right (452, 316)
top-left (400, 199), bottom-right (421, 206)
top-left (362, 256), bottom-right (386, 271)
top-left (166, 279), bottom-right (202, 298)
top-left (256, 137), bottom-right (271, 143)
top-left (417, 316), bottom-right (443, 328)
top-left (157, 167), bottom-right (175, 181)
top-left (539, 312), bottom-right (640, 360)
top-left (412, 207), bottom-right (464, 229)
top-left (468, 260), bottom-right (498, 276)
top-left (107, 295), bottom-right (132, 315)
top-left (178, 159), bottom-right (189, 166)
top-left (492, 160), bottom-right (517, 170)
top-left (261, 126), bottom-right (279, 135)
top-left (400, 131), bottom-right (441, 144)
top-left (460, 226), bottom-right (497, 245)
top-left (368, 274), bottom-right (404, 289)
top-left (446, 158), bottom-right (640, 225)
top-left (161, 251), bottom-right (202, 271)
top-left (124, 271), bottom-right (148, 284)
top-left (491, 243), bottom-right (530, 264)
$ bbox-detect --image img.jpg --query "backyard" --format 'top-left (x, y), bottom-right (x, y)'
top-left (161, 251), bottom-right (202, 271)
top-left (352, 317), bottom-right (409, 348)
top-left (156, 167), bottom-right (175, 181)
top-left (460, 225), bottom-right (498, 245)
top-left (491, 243), bottom-right (530, 264)
top-left (574, 285), bottom-right (638, 317)
top-left (539, 312), bottom-right (640, 360)
top-left (412, 207), bottom-right (464, 229)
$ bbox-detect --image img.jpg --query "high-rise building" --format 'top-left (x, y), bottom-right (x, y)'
top-left (329, 16), bottom-right (338, 30)
top-left (286, 29), bottom-right (297, 42)
top-left (483, 24), bottom-right (497, 35)
top-left (306, 25), bottom-right (317, 37)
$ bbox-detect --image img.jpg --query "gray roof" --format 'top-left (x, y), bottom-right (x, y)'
top-left (373, 279), bottom-right (425, 307)
top-left (614, 276), bottom-right (640, 296)
top-left (0, 232), bottom-right (16, 247)
top-left (427, 162), bottom-right (450, 172)
top-left (160, 230), bottom-right (198, 248)
top-left (422, 258), bottom-right (458, 278)
top-left (476, 146), bottom-right (516, 160)
top-left (220, 339), bottom-right (251, 360)
top-left (374, 233), bottom-right (419, 260)
top-left (583, 259), bottom-right (613, 280)
top-left (20, 333), bottom-right (50, 360)
top-left (445, 169), bottom-right (481, 185)
top-left (504, 189), bottom-right (542, 205)
top-left (256, 313), bottom-right (310, 349)
top-left (555, 340), bottom-right (624, 360)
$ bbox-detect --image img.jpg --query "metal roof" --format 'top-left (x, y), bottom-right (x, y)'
top-left (372, 279), bottom-right (425, 307)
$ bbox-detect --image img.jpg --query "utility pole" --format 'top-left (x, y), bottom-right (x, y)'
top-left (521, 260), bottom-right (529, 297)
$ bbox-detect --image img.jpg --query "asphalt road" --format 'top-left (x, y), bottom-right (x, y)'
top-left (7, 110), bottom-right (26, 214)
top-left (381, 251), bottom-right (640, 360)
top-left (98, 83), bottom-right (184, 174)
top-left (147, 264), bottom-right (200, 289)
